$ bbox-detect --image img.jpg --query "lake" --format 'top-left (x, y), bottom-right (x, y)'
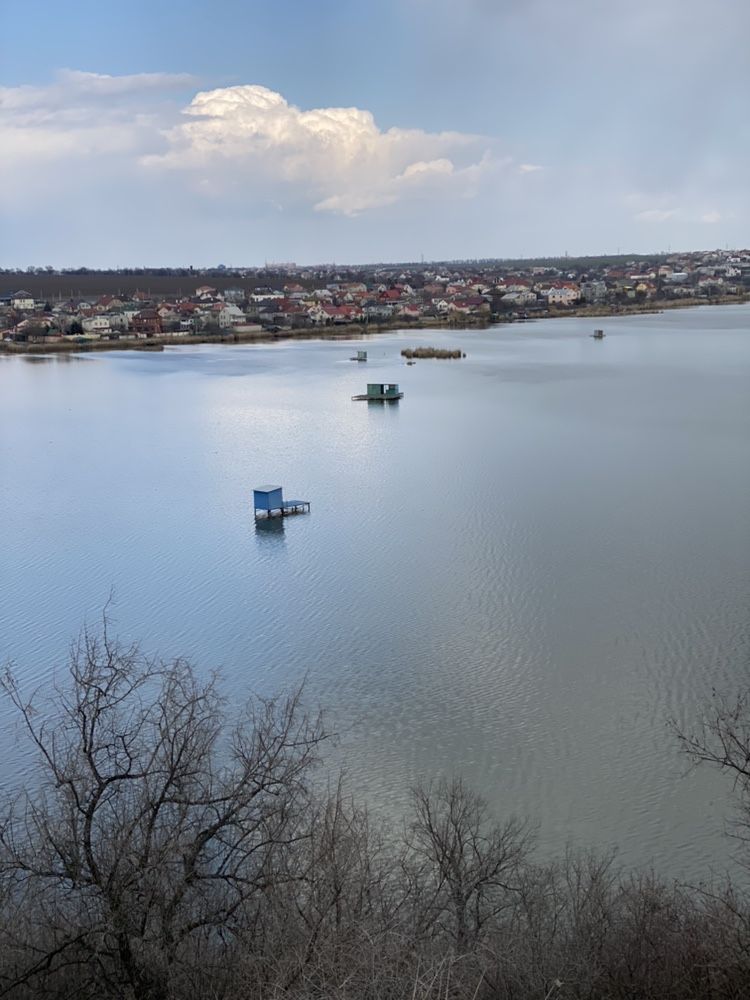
top-left (1, 304), bottom-right (749, 880)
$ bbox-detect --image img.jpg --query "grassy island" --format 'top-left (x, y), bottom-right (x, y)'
top-left (401, 346), bottom-right (465, 359)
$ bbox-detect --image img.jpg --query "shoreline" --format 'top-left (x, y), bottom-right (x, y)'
top-left (1, 294), bottom-right (746, 356)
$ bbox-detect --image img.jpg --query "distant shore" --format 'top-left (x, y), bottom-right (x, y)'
top-left (1, 294), bottom-right (746, 356)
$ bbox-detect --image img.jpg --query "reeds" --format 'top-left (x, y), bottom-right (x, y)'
top-left (401, 347), bottom-right (465, 359)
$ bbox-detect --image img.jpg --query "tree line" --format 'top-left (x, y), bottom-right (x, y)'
top-left (0, 625), bottom-right (748, 999)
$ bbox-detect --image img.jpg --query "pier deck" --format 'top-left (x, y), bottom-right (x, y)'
top-left (254, 500), bottom-right (310, 519)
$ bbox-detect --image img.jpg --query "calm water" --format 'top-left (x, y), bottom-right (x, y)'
top-left (1, 306), bottom-right (749, 880)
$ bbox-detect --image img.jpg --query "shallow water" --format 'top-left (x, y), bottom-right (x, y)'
top-left (1, 305), bottom-right (749, 880)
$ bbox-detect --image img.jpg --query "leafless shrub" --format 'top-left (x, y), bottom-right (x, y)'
top-left (0, 625), bottom-right (325, 1000)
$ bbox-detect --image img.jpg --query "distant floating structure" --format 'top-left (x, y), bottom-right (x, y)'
top-left (349, 349), bottom-right (368, 362)
top-left (352, 382), bottom-right (403, 402)
top-left (253, 484), bottom-right (310, 520)
top-left (591, 329), bottom-right (605, 339)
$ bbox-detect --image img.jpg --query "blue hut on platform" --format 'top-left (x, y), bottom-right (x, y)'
top-left (253, 485), bottom-right (310, 520)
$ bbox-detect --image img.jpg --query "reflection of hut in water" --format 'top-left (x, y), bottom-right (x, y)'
top-left (255, 515), bottom-right (285, 537)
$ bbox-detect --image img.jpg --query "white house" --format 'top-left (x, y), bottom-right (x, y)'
top-left (501, 290), bottom-right (538, 306)
top-left (218, 305), bottom-right (246, 329)
top-left (81, 315), bottom-right (111, 335)
top-left (546, 284), bottom-right (580, 306)
top-left (10, 291), bottom-right (35, 310)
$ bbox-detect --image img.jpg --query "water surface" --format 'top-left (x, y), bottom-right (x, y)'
top-left (1, 305), bottom-right (749, 880)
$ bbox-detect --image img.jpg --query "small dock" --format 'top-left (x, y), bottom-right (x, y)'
top-left (253, 485), bottom-right (310, 520)
top-left (352, 382), bottom-right (403, 401)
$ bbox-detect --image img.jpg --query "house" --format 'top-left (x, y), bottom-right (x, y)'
top-left (363, 303), bottom-right (396, 321)
top-left (322, 304), bottom-right (363, 324)
top-left (8, 290), bottom-right (35, 311)
top-left (398, 303), bottom-right (423, 319)
top-left (81, 316), bottom-right (111, 336)
top-left (95, 295), bottom-right (124, 311)
top-left (131, 309), bottom-right (163, 337)
top-left (218, 304), bottom-right (247, 329)
top-left (448, 297), bottom-right (490, 315)
top-left (546, 283), bottom-right (580, 306)
top-left (501, 290), bottom-right (538, 306)
top-left (12, 318), bottom-right (57, 343)
top-left (105, 312), bottom-right (130, 331)
top-left (157, 306), bottom-right (180, 327)
top-left (496, 278), bottom-right (531, 295)
top-left (580, 280), bottom-right (608, 304)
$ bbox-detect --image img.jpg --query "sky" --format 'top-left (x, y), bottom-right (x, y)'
top-left (1, 0), bottom-right (748, 267)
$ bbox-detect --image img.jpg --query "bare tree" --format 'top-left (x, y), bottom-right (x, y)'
top-left (0, 624), bottom-right (325, 1000)
top-left (241, 777), bottom-right (410, 998)
top-left (405, 777), bottom-right (532, 953)
top-left (672, 686), bottom-right (750, 848)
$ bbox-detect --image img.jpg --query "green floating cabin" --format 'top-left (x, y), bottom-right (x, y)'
top-left (352, 382), bottom-right (403, 401)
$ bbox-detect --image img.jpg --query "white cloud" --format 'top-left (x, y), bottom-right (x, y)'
top-left (143, 84), bottom-right (501, 215)
top-left (634, 208), bottom-right (677, 223)
top-left (700, 210), bottom-right (722, 223)
top-left (398, 158), bottom-right (455, 179)
top-left (0, 70), bottom-right (193, 193)
top-left (518, 163), bottom-right (543, 173)
top-left (0, 69), bottom-right (195, 119)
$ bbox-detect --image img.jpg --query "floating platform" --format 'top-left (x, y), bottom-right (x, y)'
top-left (255, 500), bottom-right (310, 519)
top-left (349, 350), bottom-right (368, 362)
top-left (352, 392), bottom-right (403, 401)
top-left (591, 329), bottom-right (605, 339)
top-left (253, 485), bottom-right (310, 520)
top-left (352, 382), bottom-right (403, 401)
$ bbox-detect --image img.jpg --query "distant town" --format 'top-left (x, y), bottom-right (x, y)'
top-left (2, 247), bottom-right (748, 350)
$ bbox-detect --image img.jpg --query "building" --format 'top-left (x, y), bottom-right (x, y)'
top-left (131, 309), bottom-right (163, 337)
top-left (6, 290), bottom-right (35, 311)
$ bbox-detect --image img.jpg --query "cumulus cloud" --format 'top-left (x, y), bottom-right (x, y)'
top-left (143, 84), bottom-right (500, 215)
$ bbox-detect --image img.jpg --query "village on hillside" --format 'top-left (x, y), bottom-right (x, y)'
top-left (2, 248), bottom-right (749, 347)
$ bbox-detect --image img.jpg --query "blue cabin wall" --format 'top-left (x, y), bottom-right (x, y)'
top-left (254, 487), bottom-right (283, 510)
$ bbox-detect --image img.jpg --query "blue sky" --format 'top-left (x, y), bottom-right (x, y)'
top-left (1, 0), bottom-right (747, 266)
